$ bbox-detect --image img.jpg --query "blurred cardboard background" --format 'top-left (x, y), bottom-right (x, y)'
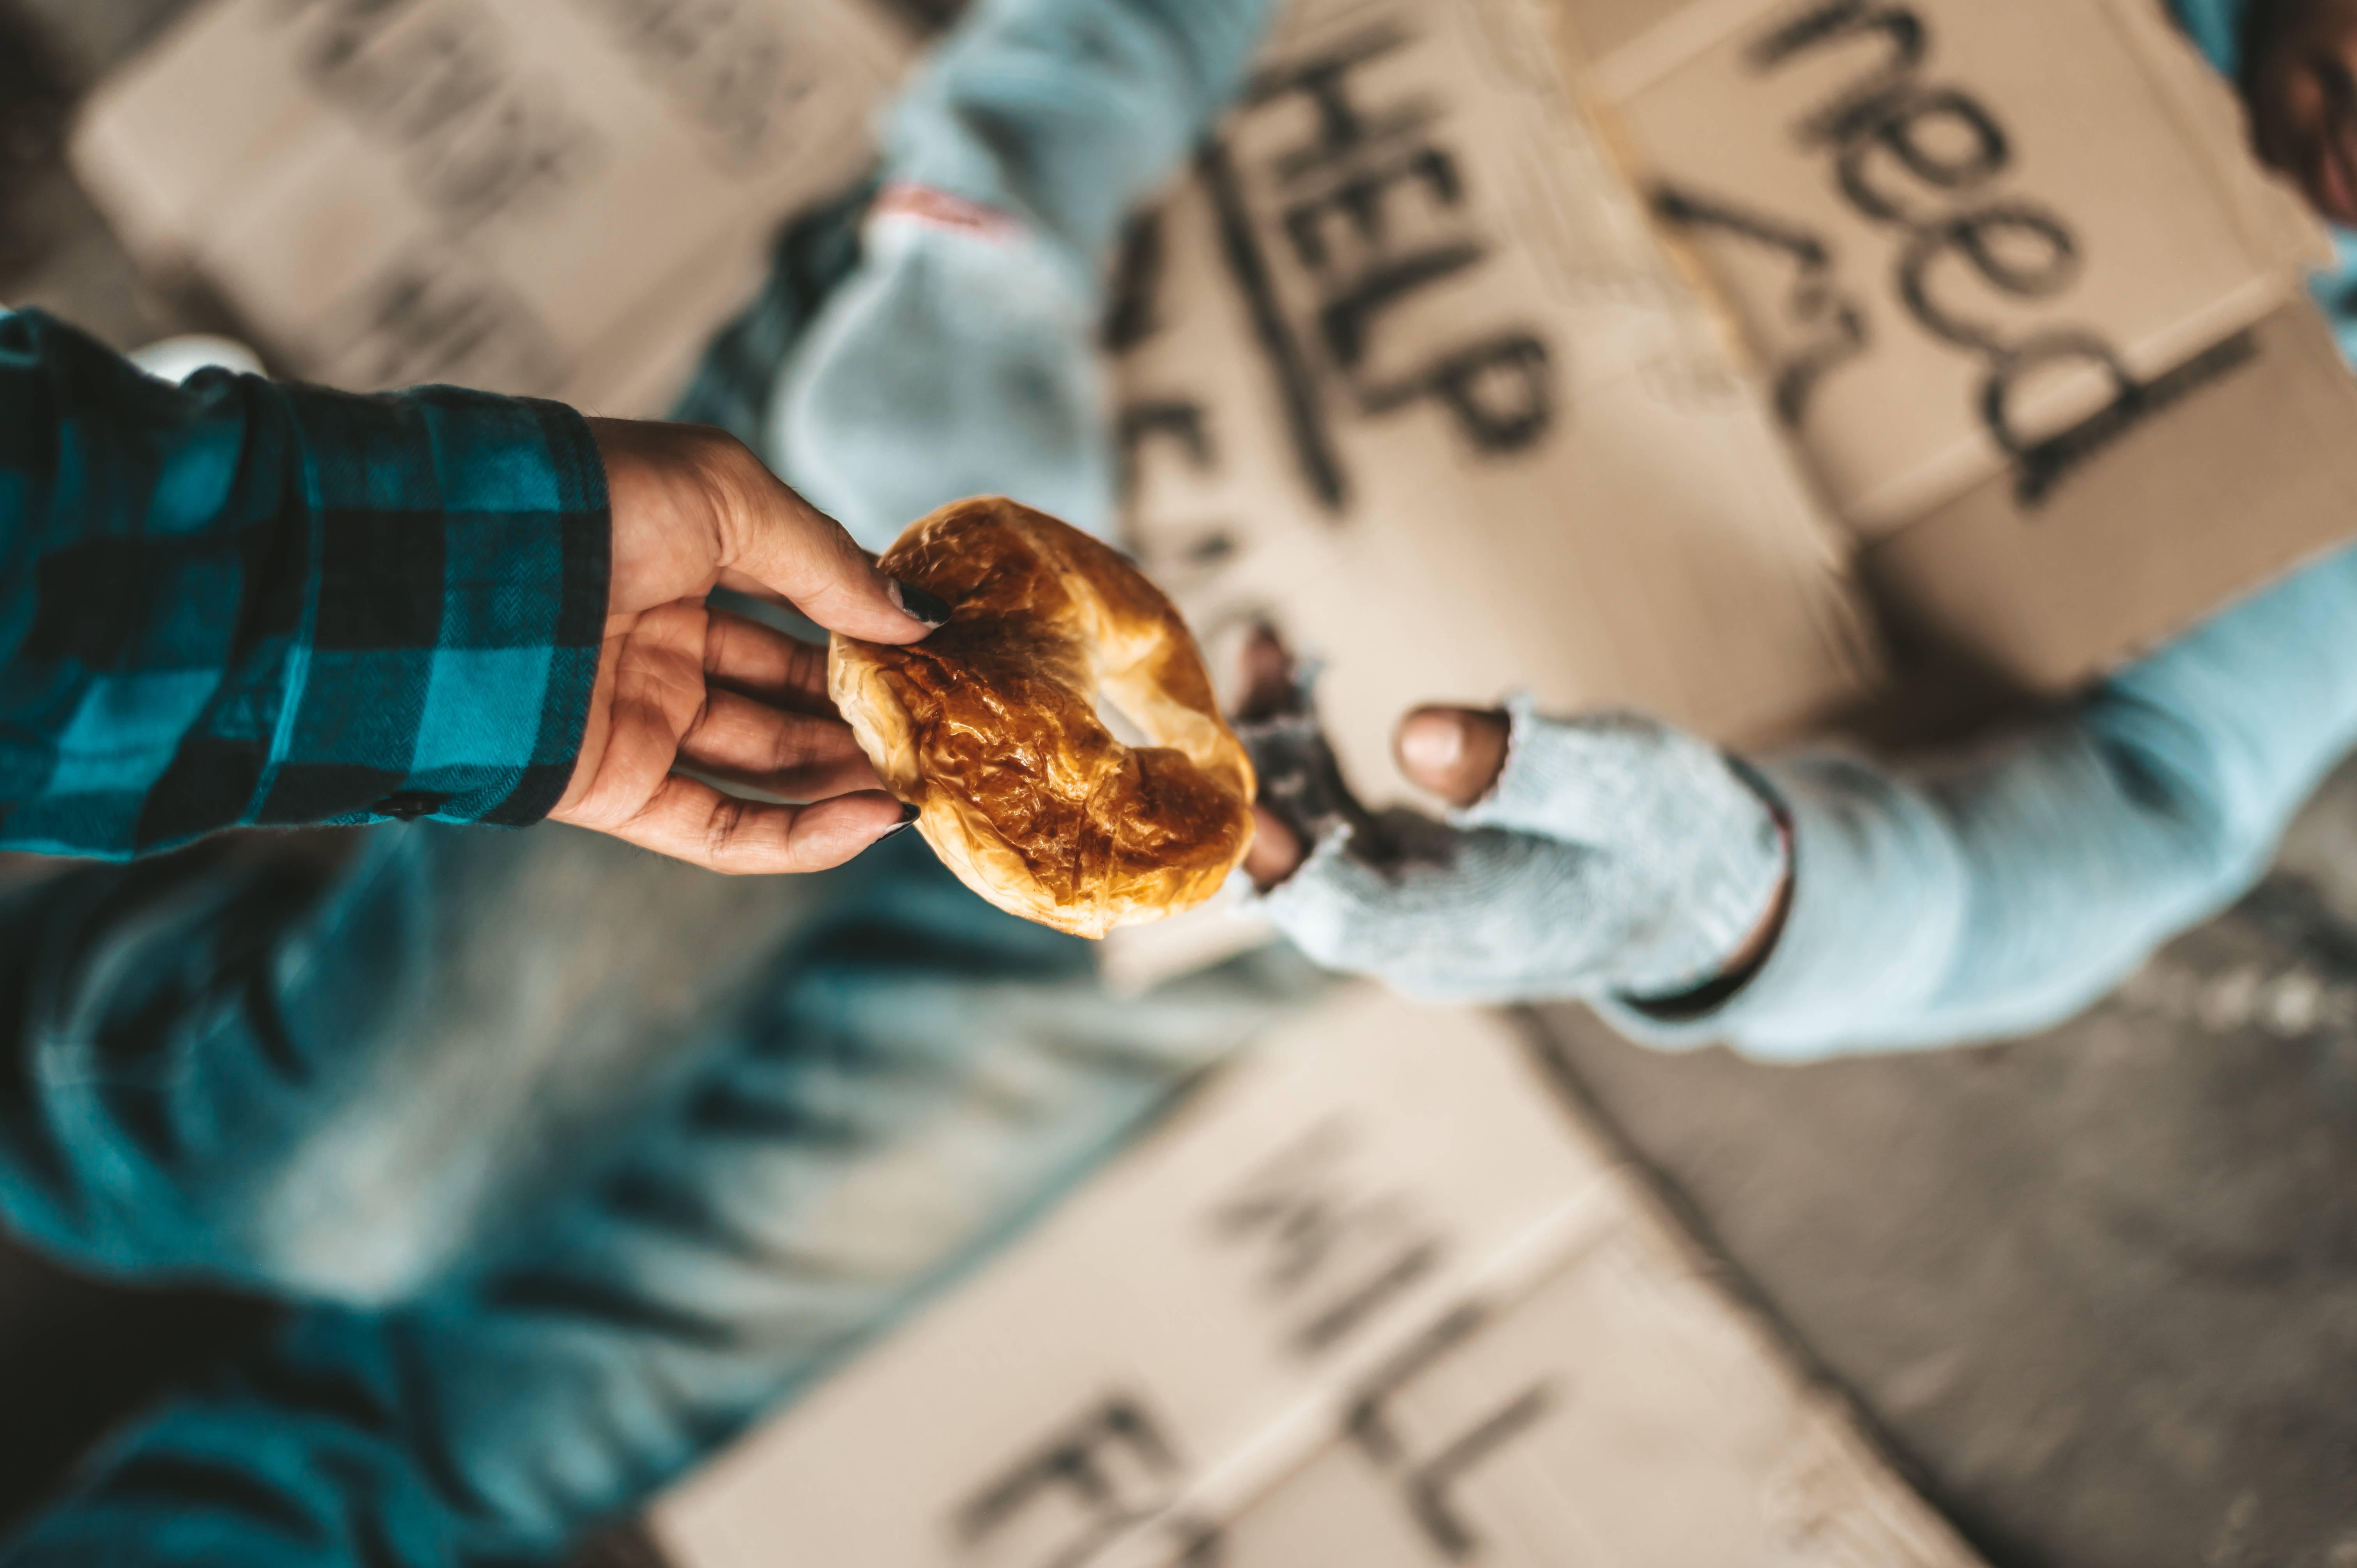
top-left (9, 3), bottom-right (2357, 1566)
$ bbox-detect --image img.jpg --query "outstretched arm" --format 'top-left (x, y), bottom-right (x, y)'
top-left (0, 309), bottom-right (941, 872)
top-left (1248, 544), bottom-right (2357, 1059)
top-left (0, 308), bottom-right (608, 856)
top-left (1667, 544), bottom-right (2357, 1058)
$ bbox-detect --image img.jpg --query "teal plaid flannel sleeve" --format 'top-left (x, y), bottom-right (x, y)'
top-left (0, 309), bottom-right (611, 858)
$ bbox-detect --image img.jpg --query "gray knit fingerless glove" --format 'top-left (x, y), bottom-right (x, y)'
top-left (1253, 696), bottom-right (1789, 1002)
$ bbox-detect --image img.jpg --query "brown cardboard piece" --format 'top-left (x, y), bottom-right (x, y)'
top-left (69, 0), bottom-right (920, 416)
top-left (650, 989), bottom-right (1991, 1568)
top-left (1113, 0), bottom-right (2357, 815)
top-left (1555, 0), bottom-right (2357, 697)
top-left (1113, 0), bottom-right (1882, 810)
top-left (1865, 300), bottom-right (2357, 689)
top-left (1576, 0), bottom-right (2315, 532)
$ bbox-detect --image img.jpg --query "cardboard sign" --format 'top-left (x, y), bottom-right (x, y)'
top-left (1557, 0), bottom-right (2357, 690)
top-left (649, 989), bottom-right (1988, 1568)
top-left (73, 0), bottom-right (2357, 766)
top-left (1113, 0), bottom-right (1882, 803)
top-left (1118, 0), bottom-right (2357, 800)
top-left (1862, 298), bottom-right (2357, 688)
top-left (69, 0), bottom-right (918, 416)
top-left (1580, 0), bottom-right (2315, 530)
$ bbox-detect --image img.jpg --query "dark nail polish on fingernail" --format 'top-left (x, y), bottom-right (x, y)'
top-left (875, 802), bottom-right (922, 841)
top-left (892, 579), bottom-right (954, 627)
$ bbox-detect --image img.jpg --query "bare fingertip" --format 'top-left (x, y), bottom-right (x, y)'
top-left (1396, 710), bottom-right (1466, 776)
top-left (1237, 624), bottom-right (1299, 721)
top-left (1397, 707), bottom-right (1510, 809)
top-left (1244, 804), bottom-right (1304, 891)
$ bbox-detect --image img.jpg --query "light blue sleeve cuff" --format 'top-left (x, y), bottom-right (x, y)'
top-left (1594, 751), bottom-right (1971, 1062)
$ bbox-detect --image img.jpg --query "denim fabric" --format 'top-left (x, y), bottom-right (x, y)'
top-left (0, 821), bottom-right (1317, 1566)
top-left (0, 311), bottom-right (608, 855)
top-left (764, 0), bottom-right (1280, 547)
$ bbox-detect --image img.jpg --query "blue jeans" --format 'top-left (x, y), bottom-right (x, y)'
top-left (0, 821), bottom-right (1315, 1566)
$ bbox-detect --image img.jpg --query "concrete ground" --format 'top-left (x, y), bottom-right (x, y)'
top-left (6, 2), bottom-right (2357, 1564)
top-left (1535, 759), bottom-right (2357, 1568)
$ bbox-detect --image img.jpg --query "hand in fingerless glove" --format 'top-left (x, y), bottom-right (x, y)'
top-left (1250, 691), bottom-right (1791, 1005)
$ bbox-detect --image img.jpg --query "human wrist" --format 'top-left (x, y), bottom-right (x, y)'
top-left (1619, 783), bottom-right (1795, 1021)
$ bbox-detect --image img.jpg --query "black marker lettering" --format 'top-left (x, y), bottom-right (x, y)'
top-left (1836, 86), bottom-right (2009, 224)
top-left (1995, 328), bottom-right (2257, 502)
top-left (1119, 400), bottom-right (1215, 499)
top-left (1247, 28), bottom-right (1436, 187)
top-left (1317, 242), bottom-right (1487, 369)
top-left (1347, 1305), bottom-right (1558, 1562)
top-left (1739, 4), bottom-right (2253, 503)
top-left (1360, 332), bottom-right (1554, 454)
top-left (1896, 203), bottom-right (2079, 352)
top-left (1209, 1123), bottom-right (1446, 1358)
top-left (1104, 212), bottom-right (1168, 353)
top-left (1750, 0), bottom-right (1929, 146)
top-left (1652, 185), bottom-right (1870, 426)
top-left (954, 1397), bottom-right (1188, 1568)
top-left (1283, 146), bottom-right (1464, 270)
top-left (1200, 140), bottom-right (1348, 512)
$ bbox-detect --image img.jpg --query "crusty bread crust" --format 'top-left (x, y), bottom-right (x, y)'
top-left (829, 497), bottom-right (1255, 939)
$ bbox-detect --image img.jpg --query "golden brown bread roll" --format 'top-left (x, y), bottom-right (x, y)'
top-left (829, 497), bottom-right (1256, 939)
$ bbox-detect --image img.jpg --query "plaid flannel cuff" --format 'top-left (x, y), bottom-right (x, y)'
top-left (242, 383), bottom-right (610, 833)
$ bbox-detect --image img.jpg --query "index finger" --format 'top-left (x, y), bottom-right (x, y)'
top-left (615, 776), bottom-right (913, 876)
top-left (717, 461), bottom-right (949, 646)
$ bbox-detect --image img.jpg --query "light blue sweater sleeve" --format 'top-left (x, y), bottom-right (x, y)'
top-left (881, 0), bottom-right (1275, 258)
top-left (1616, 543), bottom-right (2357, 1059)
top-left (1601, 0), bottom-right (2357, 1060)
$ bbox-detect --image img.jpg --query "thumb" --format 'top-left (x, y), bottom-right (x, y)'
top-left (721, 463), bottom-right (950, 645)
top-left (1396, 706), bottom-right (1511, 807)
top-left (1454, 696), bottom-right (1768, 851)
